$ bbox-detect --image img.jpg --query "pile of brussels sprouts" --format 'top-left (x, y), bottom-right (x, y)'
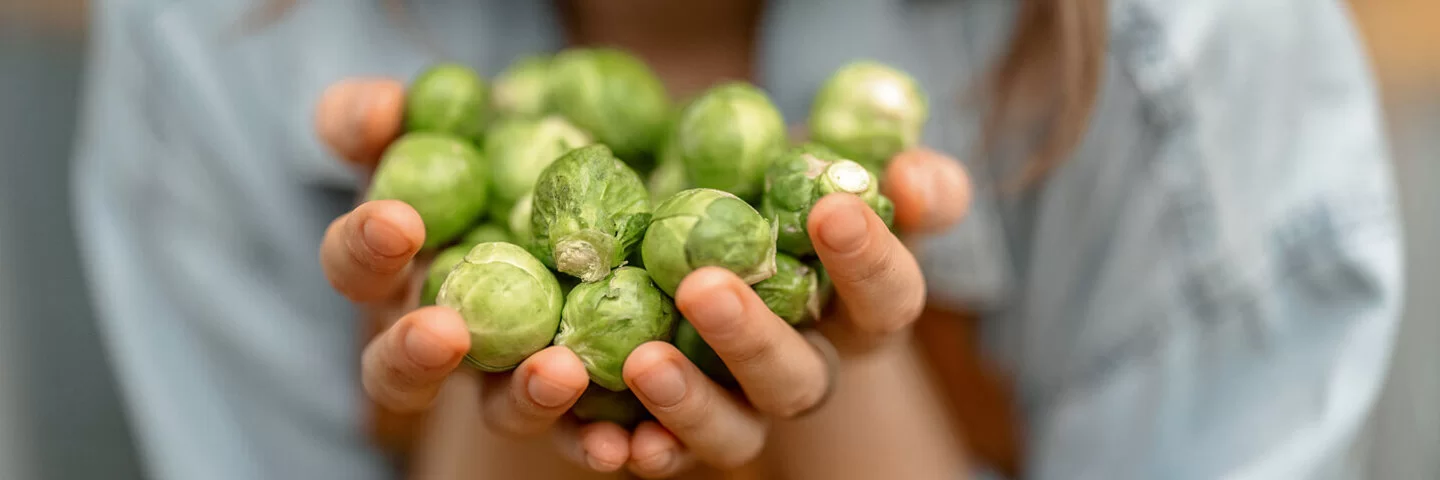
top-left (367, 48), bottom-right (927, 427)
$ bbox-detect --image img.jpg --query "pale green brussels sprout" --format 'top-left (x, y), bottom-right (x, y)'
top-left (672, 319), bottom-right (735, 387)
top-left (808, 61), bottom-right (928, 168)
top-left (490, 54), bottom-right (553, 118)
top-left (485, 115), bottom-right (592, 210)
top-left (461, 222), bottom-right (514, 246)
top-left (420, 223), bottom-right (514, 306)
top-left (646, 155), bottom-right (689, 206)
top-left (421, 245), bottom-right (469, 307)
top-left (403, 63), bottom-right (489, 140)
top-left (436, 242), bottom-right (565, 372)
top-left (752, 253), bottom-right (824, 326)
top-left (554, 267), bottom-right (677, 391)
top-left (531, 145), bottom-right (652, 283)
top-left (641, 188), bottom-right (777, 297)
top-left (366, 132), bottom-right (489, 250)
top-left (508, 193), bottom-right (535, 247)
top-left (673, 82), bottom-right (787, 201)
top-left (548, 48), bottom-right (671, 167)
top-left (760, 143), bottom-right (895, 256)
top-left (571, 383), bottom-right (649, 428)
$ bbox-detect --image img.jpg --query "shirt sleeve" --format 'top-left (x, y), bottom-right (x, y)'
top-left (1015, 2), bottom-right (1405, 479)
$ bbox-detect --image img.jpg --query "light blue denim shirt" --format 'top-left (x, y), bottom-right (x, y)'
top-left (72, 1), bottom-right (1402, 479)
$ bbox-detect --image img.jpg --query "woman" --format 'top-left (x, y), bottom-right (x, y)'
top-left (73, 0), bottom-right (1402, 479)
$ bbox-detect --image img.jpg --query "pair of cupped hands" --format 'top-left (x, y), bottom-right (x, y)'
top-left (316, 78), bottom-right (971, 478)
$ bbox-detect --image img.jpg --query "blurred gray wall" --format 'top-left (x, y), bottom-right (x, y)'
top-left (0, 13), bottom-right (147, 480)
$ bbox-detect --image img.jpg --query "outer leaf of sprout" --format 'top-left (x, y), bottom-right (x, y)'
top-left (485, 115), bottom-right (593, 209)
top-left (435, 242), bottom-right (564, 372)
top-left (759, 144), bottom-right (895, 256)
top-left (366, 132), bottom-right (489, 250)
top-left (531, 144), bottom-right (652, 282)
top-left (641, 188), bottom-right (777, 297)
top-left (673, 82), bottom-right (787, 201)
top-left (808, 60), bottom-right (929, 167)
top-left (548, 48), bottom-right (671, 168)
top-left (752, 253), bottom-right (822, 326)
top-left (554, 267), bottom-right (677, 391)
top-left (403, 63), bottom-right (489, 140)
top-left (490, 54), bottom-right (553, 118)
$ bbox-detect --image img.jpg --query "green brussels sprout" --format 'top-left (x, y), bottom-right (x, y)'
top-left (490, 54), bottom-right (553, 118)
top-left (508, 193), bottom-right (535, 247)
top-left (366, 132), bottom-right (489, 250)
top-left (554, 267), bottom-right (677, 391)
top-left (753, 253), bottom-right (824, 326)
top-left (420, 244), bottom-right (469, 307)
top-left (641, 188), bottom-right (777, 297)
top-left (646, 155), bottom-right (689, 205)
top-left (760, 144), bottom-right (895, 256)
top-left (673, 82), bottom-right (787, 201)
top-left (531, 145), bottom-right (652, 283)
top-left (403, 63), bottom-right (489, 140)
top-left (461, 222), bottom-right (514, 246)
top-left (419, 223), bottom-right (515, 306)
top-left (672, 318), bottom-right (735, 387)
top-left (808, 61), bottom-right (928, 168)
top-left (485, 115), bottom-right (593, 209)
top-left (548, 48), bottom-right (671, 167)
top-left (571, 383), bottom-right (649, 428)
top-left (435, 242), bottom-right (565, 372)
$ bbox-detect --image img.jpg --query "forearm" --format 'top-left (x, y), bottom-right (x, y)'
top-left (764, 332), bottom-right (969, 480)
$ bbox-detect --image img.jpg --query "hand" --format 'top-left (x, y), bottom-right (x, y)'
top-left (607, 147), bottom-right (972, 478)
top-left (314, 79), bottom-right (603, 465)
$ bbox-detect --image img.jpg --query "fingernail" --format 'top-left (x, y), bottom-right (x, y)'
top-left (817, 201), bottom-right (868, 253)
top-left (362, 220), bottom-right (410, 257)
top-left (685, 282), bottom-right (742, 332)
top-left (635, 361), bottom-right (686, 408)
top-left (527, 375), bottom-right (576, 408)
top-left (404, 325), bottom-right (456, 369)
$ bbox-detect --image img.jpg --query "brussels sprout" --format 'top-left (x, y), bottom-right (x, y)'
top-left (760, 144), bottom-right (895, 256)
top-left (572, 383), bottom-right (649, 428)
top-left (491, 54), bottom-right (553, 118)
top-left (419, 223), bottom-right (514, 306)
top-left (420, 244), bottom-right (469, 306)
top-left (672, 319), bottom-right (735, 387)
top-left (436, 242), bottom-right (565, 372)
top-left (752, 253), bottom-right (824, 326)
top-left (485, 115), bottom-right (592, 209)
top-left (673, 82), bottom-right (787, 201)
top-left (554, 267), bottom-right (677, 391)
top-left (403, 63), bottom-right (489, 140)
top-left (641, 188), bottom-right (777, 297)
top-left (531, 145), bottom-right (652, 283)
top-left (808, 61), bottom-right (928, 168)
top-left (548, 48), bottom-right (671, 167)
top-left (366, 132), bottom-right (489, 250)
top-left (646, 156), bottom-right (688, 206)
top-left (461, 222), bottom-right (513, 246)
top-left (508, 193), bottom-right (535, 247)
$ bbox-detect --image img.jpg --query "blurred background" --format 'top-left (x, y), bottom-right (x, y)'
top-left (0, 1), bottom-right (1434, 479)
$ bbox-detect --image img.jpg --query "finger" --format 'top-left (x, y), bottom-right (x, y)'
top-left (480, 346), bottom-right (590, 438)
top-left (320, 200), bottom-right (425, 303)
top-left (674, 268), bottom-right (830, 418)
top-left (808, 194), bottom-right (927, 337)
top-left (883, 147), bottom-right (972, 234)
top-left (623, 342), bottom-right (768, 469)
top-left (550, 420), bottom-right (632, 473)
top-left (627, 421), bottom-right (697, 479)
top-left (315, 78), bottom-right (405, 169)
top-left (361, 306), bottom-right (470, 412)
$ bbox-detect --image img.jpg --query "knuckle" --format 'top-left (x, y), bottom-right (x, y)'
top-left (710, 439), bottom-right (764, 470)
top-left (764, 383), bottom-right (826, 420)
top-left (832, 242), bottom-right (894, 286)
top-left (658, 390), bottom-right (714, 433)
